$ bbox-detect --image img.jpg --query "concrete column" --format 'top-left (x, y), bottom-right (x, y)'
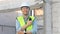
top-left (44, 0), bottom-right (52, 34)
top-left (52, 0), bottom-right (60, 34)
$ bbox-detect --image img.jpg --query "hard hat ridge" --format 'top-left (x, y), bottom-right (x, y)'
top-left (20, 2), bottom-right (30, 7)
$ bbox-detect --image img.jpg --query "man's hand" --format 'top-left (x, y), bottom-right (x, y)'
top-left (27, 20), bottom-right (32, 26)
top-left (26, 31), bottom-right (32, 34)
top-left (20, 20), bottom-right (32, 31)
top-left (17, 31), bottom-right (24, 34)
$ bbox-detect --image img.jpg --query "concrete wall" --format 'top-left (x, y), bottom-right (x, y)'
top-left (0, 11), bottom-right (17, 34)
top-left (52, 0), bottom-right (60, 34)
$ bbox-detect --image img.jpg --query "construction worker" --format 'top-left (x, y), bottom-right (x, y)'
top-left (16, 2), bottom-right (37, 34)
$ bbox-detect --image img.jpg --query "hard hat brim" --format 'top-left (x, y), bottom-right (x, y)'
top-left (21, 6), bottom-right (30, 9)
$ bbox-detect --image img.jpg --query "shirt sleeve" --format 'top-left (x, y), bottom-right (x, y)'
top-left (31, 19), bottom-right (37, 34)
top-left (16, 20), bottom-right (21, 31)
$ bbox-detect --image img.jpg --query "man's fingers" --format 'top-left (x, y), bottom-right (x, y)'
top-left (26, 31), bottom-right (32, 34)
top-left (18, 31), bottom-right (24, 34)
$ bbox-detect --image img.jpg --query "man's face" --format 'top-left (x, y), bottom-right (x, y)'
top-left (21, 7), bottom-right (30, 15)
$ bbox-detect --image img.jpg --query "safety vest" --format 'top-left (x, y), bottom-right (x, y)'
top-left (17, 16), bottom-right (35, 31)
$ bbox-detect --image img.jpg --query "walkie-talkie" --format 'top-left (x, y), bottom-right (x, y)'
top-left (29, 17), bottom-right (32, 21)
top-left (24, 17), bottom-right (32, 34)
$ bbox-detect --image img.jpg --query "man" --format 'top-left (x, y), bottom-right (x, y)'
top-left (16, 2), bottom-right (37, 34)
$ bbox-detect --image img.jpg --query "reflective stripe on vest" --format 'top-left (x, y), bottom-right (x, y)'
top-left (17, 16), bottom-right (35, 31)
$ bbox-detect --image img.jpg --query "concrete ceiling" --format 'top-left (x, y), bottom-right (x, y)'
top-left (0, 0), bottom-right (43, 10)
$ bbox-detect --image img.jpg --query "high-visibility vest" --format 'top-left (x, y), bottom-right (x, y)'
top-left (17, 16), bottom-right (35, 31)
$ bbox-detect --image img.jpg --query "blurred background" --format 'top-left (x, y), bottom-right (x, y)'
top-left (1, 0), bottom-right (60, 34)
